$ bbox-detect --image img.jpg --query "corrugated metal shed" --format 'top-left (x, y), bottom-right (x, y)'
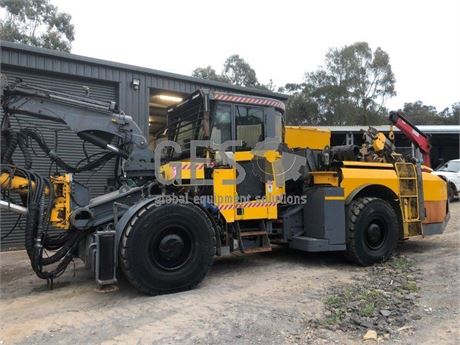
top-left (315, 125), bottom-right (460, 134)
top-left (0, 41), bottom-right (287, 250)
top-left (320, 125), bottom-right (459, 172)
top-left (1, 41), bottom-right (287, 137)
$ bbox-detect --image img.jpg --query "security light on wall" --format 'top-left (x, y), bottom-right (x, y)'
top-left (131, 78), bottom-right (140, 90)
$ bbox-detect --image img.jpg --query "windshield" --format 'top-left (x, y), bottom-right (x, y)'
top-left (436, 161), bottom-right (460, 173)
top-left (167, 96), bottom-right (204, 160)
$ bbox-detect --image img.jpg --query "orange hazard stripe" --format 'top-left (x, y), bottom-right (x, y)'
top-left (181, 163), bottom-right (205, 170)
top-left (213, 93), bottom-right (286, 112)
top-left (218, 201), bottom-right (278, 210)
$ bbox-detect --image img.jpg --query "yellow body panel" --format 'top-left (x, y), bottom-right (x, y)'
top-left (284, 126), bottom-right (331, 150)
top-left (338, 162), bottom-right (446, 201)
top-left (235, 202), bottom-right (276, 221)
top-left (160, 161), bottom-right (205, 182)
top-left (342, 161), bottom-right (394, 168)
top-left (213, 168), bottom-right (237, 222)
top-left (49, 174), bottom-right (72, 230)
top-left (233, 151), bottom-right (254, 161)
top-left (332, 163), bottom-right (447, 237)
top-left (422, 172), bottom-right (447, 201)
top-left (310, 171), bottom-right (339, 186)
top-left (422, 172), bottom-right (448, 225)
top-left (212, 151), bottom-right (284, 222)
top-left (339, 167), bottom-right (400, 201)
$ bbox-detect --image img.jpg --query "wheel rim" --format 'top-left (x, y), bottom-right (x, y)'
top-left (365, 219), bottom-right (387, 250)
top-left (150, 227), bottom-right (194, 271)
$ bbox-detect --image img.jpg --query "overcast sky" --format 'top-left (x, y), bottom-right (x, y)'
top-left (53, 0), bottom-right (460, 112)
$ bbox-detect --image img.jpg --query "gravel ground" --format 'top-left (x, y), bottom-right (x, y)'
top-left (0, 202), bottom-right (459, 345)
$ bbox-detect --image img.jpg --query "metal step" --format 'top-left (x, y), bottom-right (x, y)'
top-left (235, 221), bottom-right (272, 254)
top-left (290, 236), bottom-right (346, 252)
top-left (240, 231), bottom-right (267, 237)
top-left (395, 162), bottom-right (421, 223)
top-left (242, 246), bottom-right (272, 254)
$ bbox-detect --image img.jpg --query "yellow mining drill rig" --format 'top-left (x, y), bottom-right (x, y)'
top-left (0, 79), bottom-right (449, 294)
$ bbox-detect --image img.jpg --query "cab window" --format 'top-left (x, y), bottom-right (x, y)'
top-left (236, 105), bottom-right (264, 150)
top-left (274, 110), bottom-right (283, 140)
top-left (210, 103), bottom-right (232, 145)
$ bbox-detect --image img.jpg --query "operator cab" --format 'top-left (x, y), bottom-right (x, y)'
top-left (165, 89), bottom-right (285, 161)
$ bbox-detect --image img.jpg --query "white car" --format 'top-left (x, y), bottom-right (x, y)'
top-left (433, 159), bottom-right (460, 201)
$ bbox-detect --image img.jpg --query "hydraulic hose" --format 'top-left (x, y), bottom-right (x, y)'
top-left (0, 124), bottom-right (120, 283)
top-left (15, 128), bottom-right (118, 173)
top-left (1, 129), bottom-right (18, 164)
top-left (16, 132), bottom-right (32, 169)
top-left (39, 231), bottom-right (80, 265)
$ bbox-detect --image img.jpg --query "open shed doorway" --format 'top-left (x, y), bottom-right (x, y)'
top-left (149, 89), bottom-right (185, 149)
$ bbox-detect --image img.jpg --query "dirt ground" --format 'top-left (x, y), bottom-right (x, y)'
top-left (1, 203), bottom-right (459, 345)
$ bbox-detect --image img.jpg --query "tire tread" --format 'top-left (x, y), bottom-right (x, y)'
top-left (346, 197), bottom-right (397, 266)
top-left (120, 202), bottom-right (216, 295)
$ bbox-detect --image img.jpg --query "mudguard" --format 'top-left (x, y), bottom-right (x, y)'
top-left (114, 196), bottom-right (162, 266)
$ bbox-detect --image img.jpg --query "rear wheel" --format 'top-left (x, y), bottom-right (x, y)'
top-left (120, 203), bottom-right (216, 295)
top-left (346, 197), bottom-right (398, 266)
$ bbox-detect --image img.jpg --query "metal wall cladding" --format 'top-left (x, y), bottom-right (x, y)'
top-left (0, 42), bottom-right (288, 250)
top-left (1, 68), bottom-right (119, 250)
top-left (1, 42), bottom-right (287, 139)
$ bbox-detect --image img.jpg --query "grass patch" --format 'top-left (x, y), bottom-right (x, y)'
top-left (312, 255), bottom-right (421, 335)
top-left (325, 294), bottom-right (344, 308)
top-left (322, 294), bottom-right (348, 326)
top-left (323, 312), bottom-right (342, 326)
top-left (404, 281), bottom-right (419, 292)
top-left (362, 302), bottom-right (375, 317)
top-left (388, 256), bottom-right (409, 271)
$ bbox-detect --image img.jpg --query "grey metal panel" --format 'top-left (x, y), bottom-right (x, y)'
top-left (0, 41), bottom-right (289, 250)
top-left (303, 187), bottom-right (346, 244)
top-left (0, 67), bottom-right (119, 250)
top-left (1, 41), bottom-right (288, 101)
top-left (4, 67), bottom-right (118, 101)
top-left (288, 187), bottom-right (347, 252)
top-left (423, 217), bottom-right (448, 235)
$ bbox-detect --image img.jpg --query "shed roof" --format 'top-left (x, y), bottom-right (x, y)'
top-left (315, 125), bottom-right (460, 134)
top-left (0, 41), bottom-right (288, 100)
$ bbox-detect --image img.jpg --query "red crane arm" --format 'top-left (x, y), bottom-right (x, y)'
top-left (389, 111), bottom-right (432, 167)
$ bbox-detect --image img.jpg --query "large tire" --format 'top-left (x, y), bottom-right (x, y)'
top-left (346, 197), bottom-right (398, 266)
top-left (120, 203), bottom-right (216, 295)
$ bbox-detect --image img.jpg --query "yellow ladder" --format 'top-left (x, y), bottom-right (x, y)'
top-left (394, 162), bottom-right (422, 236)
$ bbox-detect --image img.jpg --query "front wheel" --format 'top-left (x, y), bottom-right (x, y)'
top-left (120, 203), bottom-right (216, 295)
top-left (346, 197), bottom-right (399, 266)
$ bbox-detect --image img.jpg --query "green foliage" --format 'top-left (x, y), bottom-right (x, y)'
top-left (323, 294), bottom-right (348, 325)
top-left (362, 302), bottom-right (375, 317)
top-left (0, 0), bottom-right (74, 52)
top-left (325, 294), bottom-right (344, 309)
top-left (191, 43), bottom-right (459, 127)
top-left (403, 101), bottom-right (459, 125)
top-left (192, 55), bottom-right (272, 90)
top-left (222, 54), bottom-right (258, 88)
top-left (388, 256), bottom-right (409, 270)
top-left (192, 65), bottom-right (228, 83)
top-left (440, 102), bottom-right (460, 125)
top-left (284, 88), bottom-right (320, 125)
top-left (286, 42), bottom-right (396, 126)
